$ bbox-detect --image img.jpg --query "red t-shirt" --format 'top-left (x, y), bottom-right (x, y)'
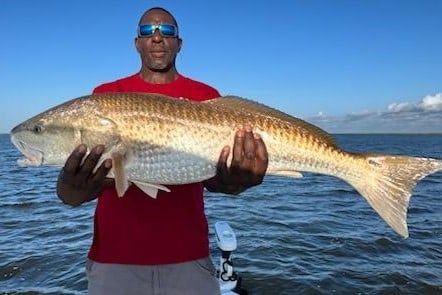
top-left (87, 73), bottom-right (220, 264)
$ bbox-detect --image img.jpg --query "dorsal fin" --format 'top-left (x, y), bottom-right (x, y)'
top-left (203, 96), bottom-right (337, 147)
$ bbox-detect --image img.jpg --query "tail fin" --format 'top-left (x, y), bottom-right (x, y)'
top-left (347, 155), bottom-right (442, 238)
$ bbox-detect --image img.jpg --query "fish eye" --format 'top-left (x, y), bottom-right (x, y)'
top-left (33, 125), bottom-right (43, 133)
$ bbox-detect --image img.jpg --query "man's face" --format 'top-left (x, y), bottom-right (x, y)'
top-left (135, 9), bottom-right (182, 72)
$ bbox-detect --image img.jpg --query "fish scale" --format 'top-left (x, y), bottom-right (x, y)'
top-left (10, 92), bottom-right (442, 238)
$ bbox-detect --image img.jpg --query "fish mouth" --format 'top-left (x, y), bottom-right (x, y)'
top-left (11, 136), bottom-right (43, 167)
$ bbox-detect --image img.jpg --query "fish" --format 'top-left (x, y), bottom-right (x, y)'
top-left (10, 92), bottom-right (442, 238)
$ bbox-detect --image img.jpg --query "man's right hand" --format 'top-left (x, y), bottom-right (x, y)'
top-left (57, 144), bottom-right (114, 206)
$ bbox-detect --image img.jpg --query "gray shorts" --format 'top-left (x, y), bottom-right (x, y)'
top-left (86, 257), bottom-right (221, 295)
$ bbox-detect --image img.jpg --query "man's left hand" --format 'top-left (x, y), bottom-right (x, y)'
top-left (203, 127), bottom-right (268, 195)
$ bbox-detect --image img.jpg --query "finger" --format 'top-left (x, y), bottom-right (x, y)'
top-left (221, 184), bottom-right (244, 195)
top-left (102, 178), bottom-right (115, 188)
top-left (253, 133), bottom-right (268, 179)
top-left (242, 127), bottom-right (256, 169)
top-left (231, 129), bottom-right (245, 170)
top-left (216, 146), bottom-right (230, 180)
top-left (63, 144), bottom-right (87, 175)
top-left (77, 145), bottom-right (105, 177)
top-left (92, 159), bottom-right (112, 182)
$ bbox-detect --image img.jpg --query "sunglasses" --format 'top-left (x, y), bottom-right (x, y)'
top-left (137, 24), bottom-right (178, 38)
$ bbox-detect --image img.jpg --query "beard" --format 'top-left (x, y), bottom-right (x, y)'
top-left (145, 51), bottom-right (175, 72)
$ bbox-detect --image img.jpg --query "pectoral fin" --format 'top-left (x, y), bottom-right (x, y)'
top-left (132, 181), bottom-right (171, 199)
top-left (112, 152), bottom-right (129, 197)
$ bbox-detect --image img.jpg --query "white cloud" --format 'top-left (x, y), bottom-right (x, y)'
top-left (387, 101), bottom-right (417, 112)
top-left (307, 92), bottom-right (442, 133)
top-left (388, 92), bottom-right (442, 113)
top-left (420, 93), bottom-right (442, 111)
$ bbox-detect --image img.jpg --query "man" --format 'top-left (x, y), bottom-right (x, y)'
top-left (57, 7), bottom-right (268, 295)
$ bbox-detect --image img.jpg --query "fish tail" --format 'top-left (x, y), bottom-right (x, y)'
top-left (347, 155), bottom-right (442, 238)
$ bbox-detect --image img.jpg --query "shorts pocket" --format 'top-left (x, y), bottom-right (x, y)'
top-left (85, 259), bottom-right (97, 279)
top-left (194, 257), bottom-right (217, 277)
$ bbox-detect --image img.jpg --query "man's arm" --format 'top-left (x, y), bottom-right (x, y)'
top-left (203, 127), bottom-right (268, 195)
top-left (57, 144), bottom-right (114, 206)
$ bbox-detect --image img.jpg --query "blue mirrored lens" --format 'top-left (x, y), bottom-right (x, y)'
top-left (159, 25), bottom-right (177, 37)
top-left (138, 24), bottom-right (177, 37)
top-left (139, 24), bottom-right (155, 36)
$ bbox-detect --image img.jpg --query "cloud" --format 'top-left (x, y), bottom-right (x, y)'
top-left (307, 92), bottom-right (442, 134)
top-left (387, 93), bottom-right (442, 113)
top-left (420, 93), bottom-right (442, 111)
top-left (387, 101), bottom-right (417, 113)
top-left (346, 110), bottom-right (378, 121)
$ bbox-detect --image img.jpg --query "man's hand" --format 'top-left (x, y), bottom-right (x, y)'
top-left (57, 144), bottom-right (114, 206)
top-left (203, 127), bottom-right (268, 195)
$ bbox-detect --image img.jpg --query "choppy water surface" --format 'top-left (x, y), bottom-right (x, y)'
top-left (1, 134), bottom-right (441, 294)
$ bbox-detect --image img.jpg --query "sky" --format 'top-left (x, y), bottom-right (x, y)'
top-left (1, 0), bottom-right (441, 134)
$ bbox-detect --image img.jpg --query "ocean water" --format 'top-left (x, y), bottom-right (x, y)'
top-left (0, 133), bottom-right (441, 295)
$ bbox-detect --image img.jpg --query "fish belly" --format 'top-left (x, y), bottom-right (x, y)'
top-left (125, 146), bottom-right (218, 184)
